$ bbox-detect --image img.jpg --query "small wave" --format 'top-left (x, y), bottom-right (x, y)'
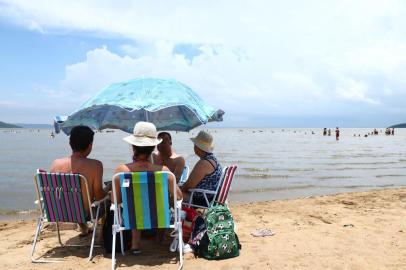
top-left (243, 168), bottom-right (272, 173)
top-left (236, 173), bottom-right (290, 179)
top-left (228, 160), bottom-right (271, 165)
top-left (317, 176), bottom-right (355, 180)
top-left (288, 168), bottom-right (315, 172)
top-left (335, 185), bottom-right (371, 189)
top-left (232, 184), bottom-right (316, 194)
top-left (0, 208), bottom-right (39, 217)
top-left (375, 184), bottom-right (395, 188)
top-left (323, 166), bottom-right (405, 171)
top-left (375, 174), bottom-right (406, 178)
top-left (318, 161), bottom-right (399, 166)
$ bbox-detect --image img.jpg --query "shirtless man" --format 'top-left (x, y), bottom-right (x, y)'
top-left (50, 125), bottom-right (106, 235)
top-left (153, 132), bottom-right (186, 182)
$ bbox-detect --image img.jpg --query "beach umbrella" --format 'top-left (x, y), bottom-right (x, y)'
top-left (56, 78), bottom-right (224, 134)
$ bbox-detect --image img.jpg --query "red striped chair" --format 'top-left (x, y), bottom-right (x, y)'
top-left (184, 165), bottom-right (237, 209)
top-left (31, 170), bottom-right (108, 262)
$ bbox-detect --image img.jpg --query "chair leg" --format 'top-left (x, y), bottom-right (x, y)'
top-left (119, 230), bottom-right (124, 255)
top-left (177, 222), bottom-right (184, 270)
top-left (88, 205), bottom-right (100, 261)
top-left (30, 217), bottom-right (43, 262)
top-left (112, 229), bottom-right (117, 270)
top-left (56, 221), bottom-right (63, 246)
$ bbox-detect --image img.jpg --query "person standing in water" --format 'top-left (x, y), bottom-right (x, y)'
top-left (335, 127), bottom-right (340, 141)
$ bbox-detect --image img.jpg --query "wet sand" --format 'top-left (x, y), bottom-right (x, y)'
top-left (0, 188), bottom-right (405, 269)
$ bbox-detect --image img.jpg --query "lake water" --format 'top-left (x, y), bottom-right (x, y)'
top-left (1, 128), bottom-right (405, 218)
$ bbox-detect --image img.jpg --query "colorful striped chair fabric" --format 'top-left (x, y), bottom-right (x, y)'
top-left (111, 171), bottom-right (183, 270)
top-left (31, 170), bottom-right (108, 263)
top-left (36, 172), bottom-right (87, 223)
top-left (119, 172), bottom-right (171, 230)
top-left (216, 165), bottom-right (237, 204)
top-left (184, 165), bottom-right (237, 209)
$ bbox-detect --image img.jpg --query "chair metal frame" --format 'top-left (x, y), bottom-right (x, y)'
top-left (184, 165), bottom-right (237, 209)
top-left (111, 171), bottom-right (183, 270)
top-left (179, 165), bottom-right (190, 185)
top-left (30, 170), bottom-right (108, 263)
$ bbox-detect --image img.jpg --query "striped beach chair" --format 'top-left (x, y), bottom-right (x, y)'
top-left (184, 165), bottom-right (237, 209)
top-left (111, 171), bottom-right (183, 270)
top-left (31, 170), bottom-right (108, 262)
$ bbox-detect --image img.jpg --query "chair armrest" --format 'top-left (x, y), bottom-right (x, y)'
top-left (91, 194), bottom-right (109, 207)
top-left (189, 188), bottom-right (216, 195)
top-left (176, 199), bottom-right (183, 208)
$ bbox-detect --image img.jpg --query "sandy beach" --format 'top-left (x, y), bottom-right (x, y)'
top-left (0, 188), bottom-right (405, 270)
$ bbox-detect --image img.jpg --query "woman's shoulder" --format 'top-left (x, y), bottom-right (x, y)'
top-left (115, 163), bottom-right (132, 173)
top-left (152, 164), bottom-right (167, 171)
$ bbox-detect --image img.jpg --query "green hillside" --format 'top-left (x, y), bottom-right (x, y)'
top-left (0, 121), bottom-right (22, 128)
top-left (388, 123), bottom-right (406, 128)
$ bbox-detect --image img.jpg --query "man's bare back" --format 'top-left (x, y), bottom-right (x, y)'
top-left (50, 156), bottom-right (104, 212)
top-left (153, 152), bottom-right (185, 181)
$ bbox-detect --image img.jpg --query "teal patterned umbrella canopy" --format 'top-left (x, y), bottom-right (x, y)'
top-left (60, 78), bottom-right (224, 134)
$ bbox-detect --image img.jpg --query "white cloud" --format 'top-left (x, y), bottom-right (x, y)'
top-left (2, 0), bottom-right (406, 125)
top-left (336, 79), bottom-right (380, 105)
top-left (0, 100), bottom-right (16, 107)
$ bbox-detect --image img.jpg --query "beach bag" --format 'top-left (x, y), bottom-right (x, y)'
top-left (182, 206), bottom-right (201, 242)
top-left (189, 214), bottom-right (206, 246)
top-left (193, 204), bottom-right (241, 260)
top-left (102, 202), bottom-right (132, 253)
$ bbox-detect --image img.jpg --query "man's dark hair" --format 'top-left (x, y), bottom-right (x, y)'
top-left (133, 145), bottom-right (155, 158)
top-left (158, 132), bottom-right (171, 141)
top-left (69, 126), bottom-right (94, 152)
top-left (158, 131), bottom-right (172, 145)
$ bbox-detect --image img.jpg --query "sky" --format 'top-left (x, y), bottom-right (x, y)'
top-left (0, 0), bottom-right (406, 127)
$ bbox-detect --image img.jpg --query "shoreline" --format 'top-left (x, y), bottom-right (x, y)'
top-left (1, 187), bottom-right (405, 269)
top-left (1, 186), bottom-right (405, 222)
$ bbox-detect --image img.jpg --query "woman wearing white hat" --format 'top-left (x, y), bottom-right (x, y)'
top-left (181, 130), bottom-right (222, 206)
top-left (113, 122), bottom-right (182, 253)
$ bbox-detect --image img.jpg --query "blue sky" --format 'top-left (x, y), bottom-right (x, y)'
top-left (1, 1), bottom-right (406, 127)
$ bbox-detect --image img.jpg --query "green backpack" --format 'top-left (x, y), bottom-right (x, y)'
top-left (195, 204), bottom-right (241, 260)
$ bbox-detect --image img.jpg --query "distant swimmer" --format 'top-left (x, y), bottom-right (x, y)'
top-left (391, 128), bottom-right (395, 135)
top-left (335, 127), bottom-right (340, 141)
top-left (323, 128), bottom-right (327, 136)
top-left (50, 131), bottom-right (55, 139)
top-left (328, 129), bottom-right (331, 136)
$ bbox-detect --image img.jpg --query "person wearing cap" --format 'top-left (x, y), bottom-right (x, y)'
top-left (181, 130), bottom-right (222, 207)
top-left (113, 121), bottom-right (182, 254)
top-left (153, 132), bottom-right (186, 182)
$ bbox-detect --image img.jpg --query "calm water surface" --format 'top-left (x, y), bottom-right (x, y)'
top-left (1, 128), bottom-right (405, 216)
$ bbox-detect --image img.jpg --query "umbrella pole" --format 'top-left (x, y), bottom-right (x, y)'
top-left (145, 110), bottom-right (149, 122)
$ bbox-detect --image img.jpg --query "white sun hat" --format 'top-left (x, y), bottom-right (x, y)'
top-left (123, 122), bottom-right (162, 146)
top-left (190, 130), bottom-right (214, 153)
